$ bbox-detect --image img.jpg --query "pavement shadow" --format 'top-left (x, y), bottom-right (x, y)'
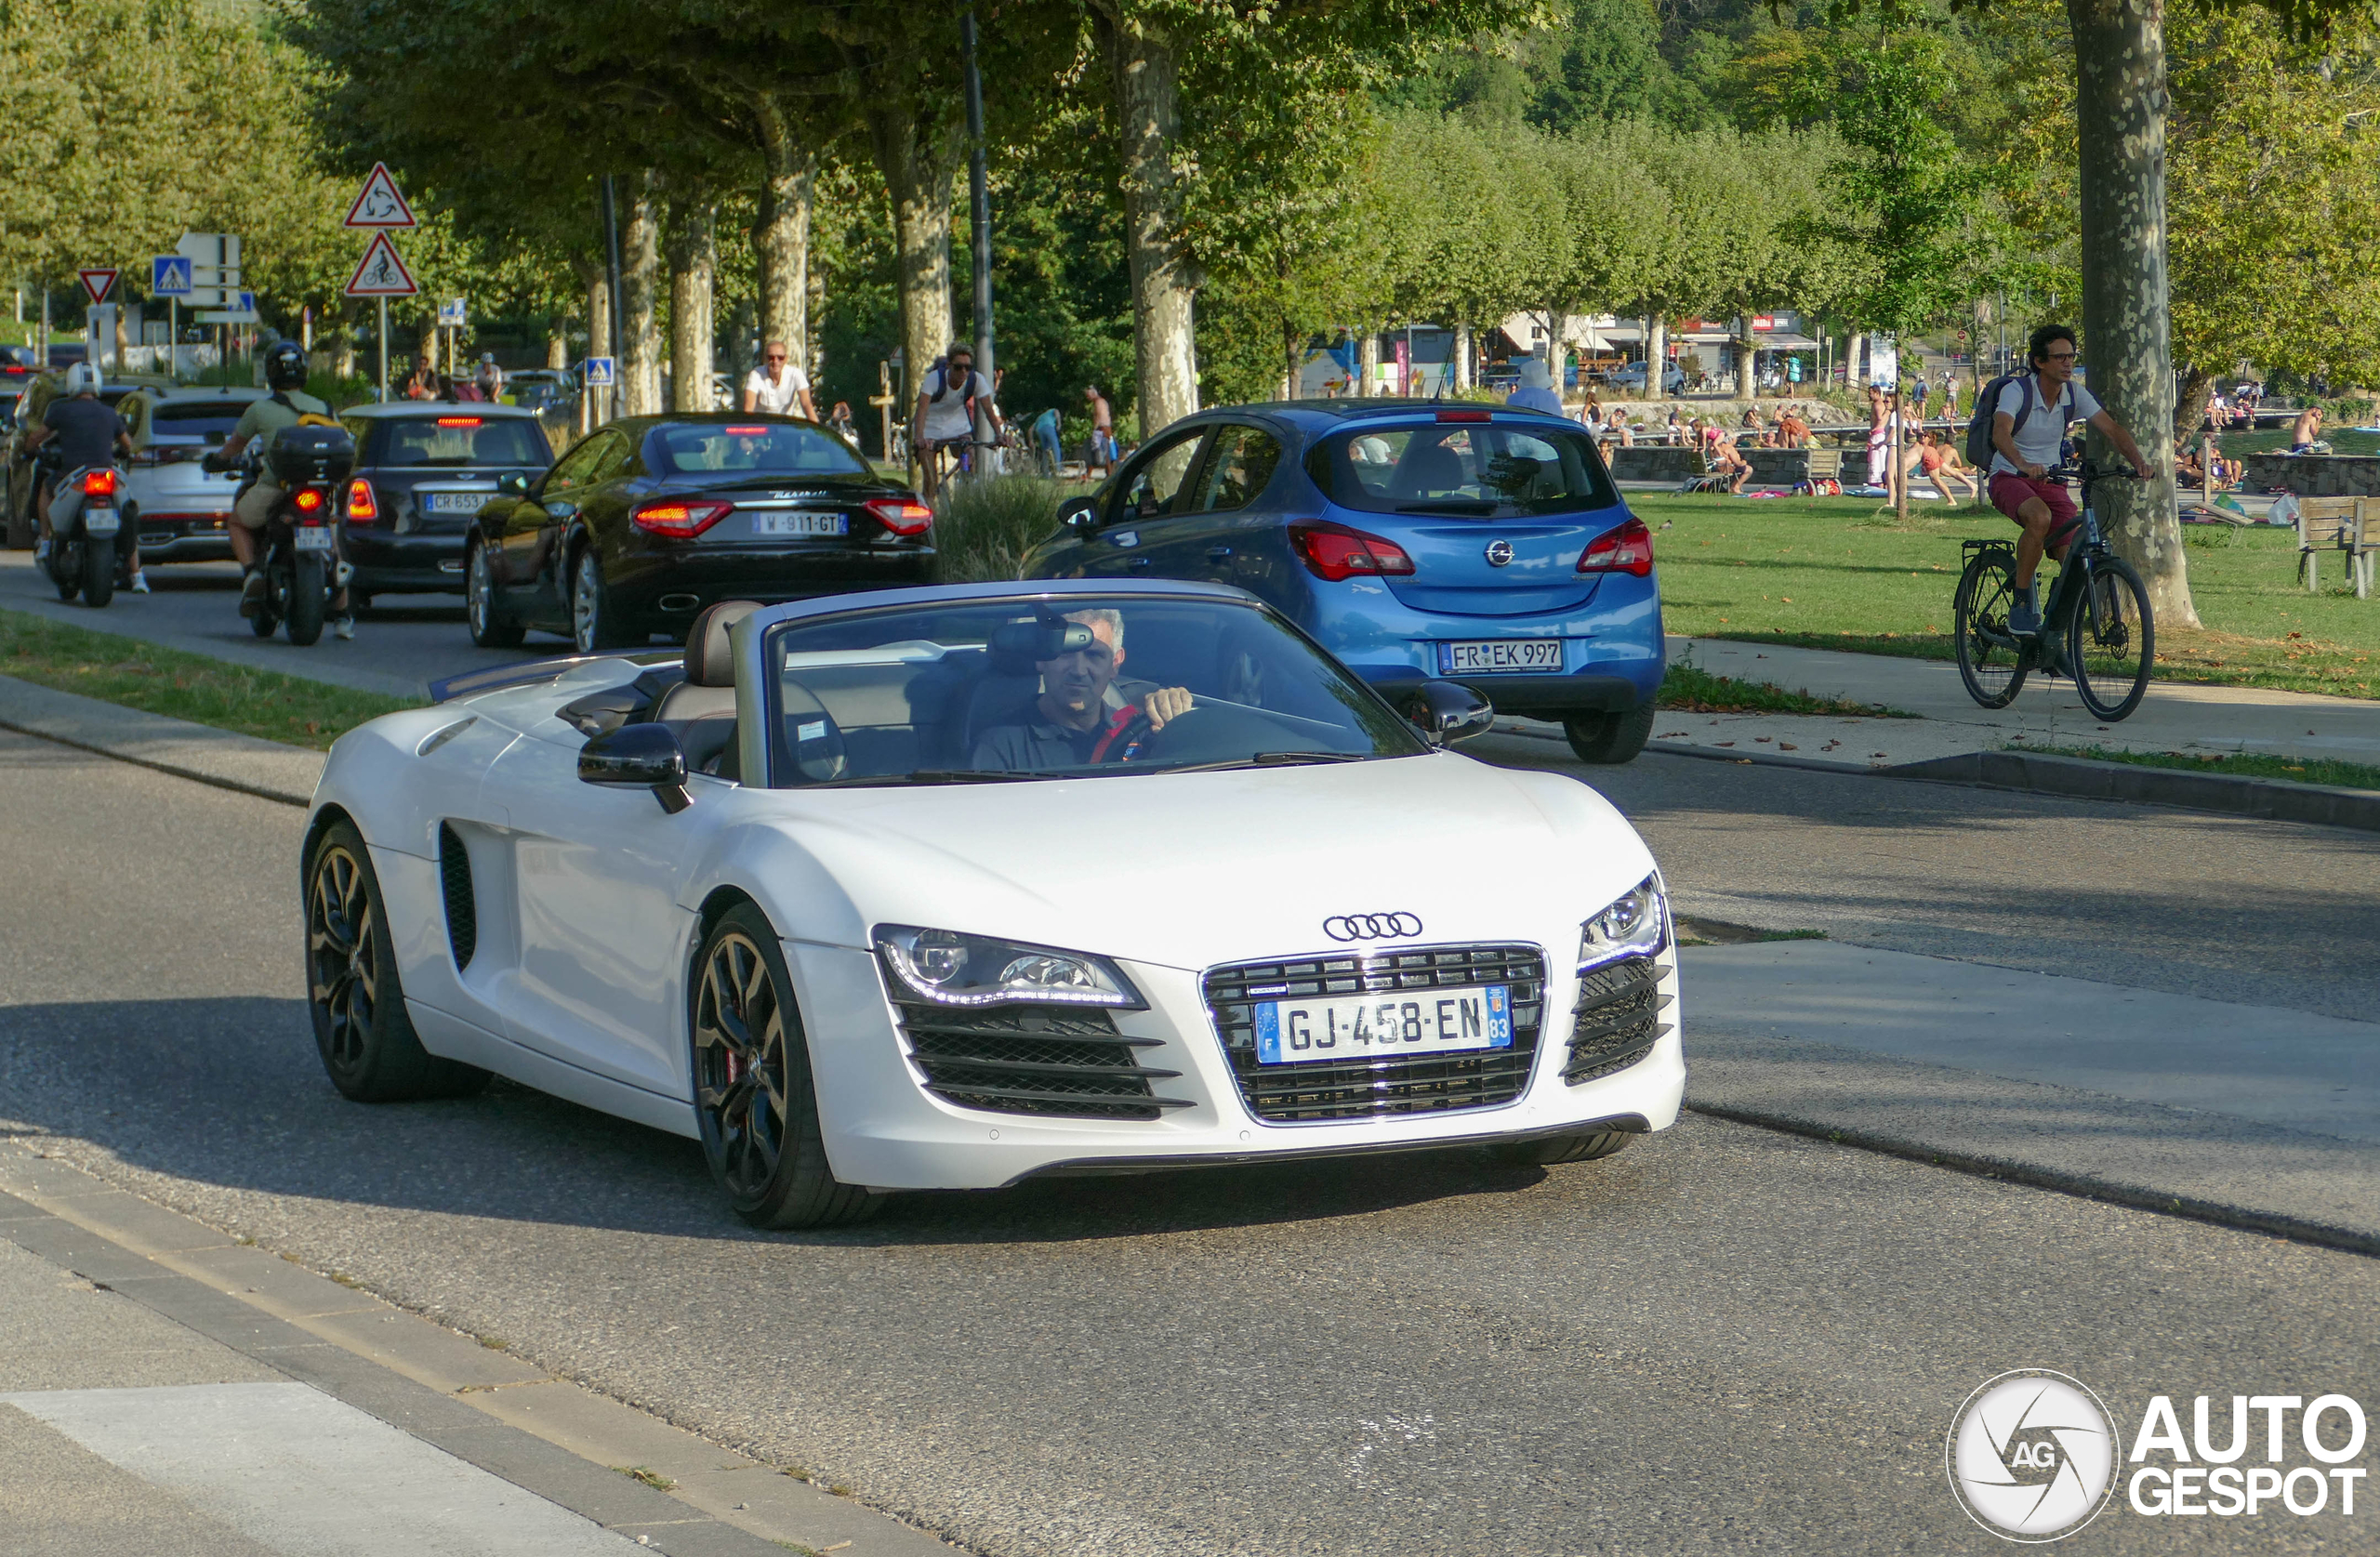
top-left (0, 996), bottom-right (1563, 1247)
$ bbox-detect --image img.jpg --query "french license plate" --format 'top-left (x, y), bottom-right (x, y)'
top-left (293, 526), bottom-right (335, 553)
top-left (424, 491), bottom-right (487, 514)
top-left (753, 511), bottom-right (847, 537)
top-left (1438, 640), bottom-right (1563, 674)
top-left (81, 507), bottom-right (118, 536)
top-left (1254, 984), bottom-right (1514, 1065)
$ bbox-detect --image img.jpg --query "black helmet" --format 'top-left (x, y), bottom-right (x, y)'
top-left (264, 339), bottom-right (308, 391)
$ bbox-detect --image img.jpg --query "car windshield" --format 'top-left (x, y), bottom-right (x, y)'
top-left (649, 422), bottom-right (867, 478)
top-left (761, 594), bottom-right (1427, 787)
top-left (375, 416), bottom-right (552, 468)
top-left (1306, 420), bottom-right (1620, 518)
top-left (150, 401), bottom-right (250, 442)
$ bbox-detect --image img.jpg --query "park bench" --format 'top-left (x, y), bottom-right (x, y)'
top-left (2294, 496), bottom-right (2378, 598)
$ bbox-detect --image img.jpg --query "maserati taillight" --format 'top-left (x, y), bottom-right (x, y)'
top-left (631, 498), bottom-right (733, 539)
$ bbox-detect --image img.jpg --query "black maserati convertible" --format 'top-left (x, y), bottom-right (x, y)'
top-left (464, 414), bottom-right (936, 651)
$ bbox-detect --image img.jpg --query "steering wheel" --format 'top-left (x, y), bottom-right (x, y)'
top-left (1094, 701), bottom-right (1201, 762)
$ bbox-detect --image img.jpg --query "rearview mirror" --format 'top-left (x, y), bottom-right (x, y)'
top-left (1402, 680), bottom-right (1497, 746)
top-left (579, 723), bottom-right (691, 813)
top-left (1057, 495), bottom-right (1101, 534)
top-left (989, 618), bottom-right (1095, 664)
top-left (496, 470), bottom-right (530, 497)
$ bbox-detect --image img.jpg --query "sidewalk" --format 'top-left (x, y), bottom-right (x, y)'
top-left (0, 1144), bottom-right (957, 1557)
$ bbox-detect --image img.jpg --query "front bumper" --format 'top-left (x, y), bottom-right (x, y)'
top-left (787, 941), bottom-right (1684, 1192)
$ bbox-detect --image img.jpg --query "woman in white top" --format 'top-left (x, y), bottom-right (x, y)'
top-left (742, 340), bottom-right (816, 420)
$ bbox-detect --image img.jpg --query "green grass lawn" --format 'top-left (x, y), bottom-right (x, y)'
top-left (1637, 492), bottom-right (2380, 699)
top-left (0, 609), bottom-right (417, 747)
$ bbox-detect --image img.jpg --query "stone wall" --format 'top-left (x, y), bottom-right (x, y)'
top-left (2243, 453), bottom-right (2380, 497)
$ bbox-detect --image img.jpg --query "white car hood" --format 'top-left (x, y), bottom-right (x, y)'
top-left (769, 751), bottom-right (1655, 970)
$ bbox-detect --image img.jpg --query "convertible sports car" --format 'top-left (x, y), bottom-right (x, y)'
top-left (302, 579), bottom-right (1683, 1227)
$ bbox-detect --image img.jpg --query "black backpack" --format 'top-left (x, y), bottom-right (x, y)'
top-left (1964, 374), bottom-right (2038, 468)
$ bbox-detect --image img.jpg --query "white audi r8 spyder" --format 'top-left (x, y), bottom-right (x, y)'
top-left (301, 580), bottom-right (1682, 1227)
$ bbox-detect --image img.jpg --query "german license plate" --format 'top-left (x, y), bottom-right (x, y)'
top-left (81, 507), bottom-right (118, 536)
top-left (754, 511), bottom-right (847, 537)
top-left (294, 526), bottom-right (335, 552)
top-left (1254, 984), bottom-right (1514, 1065)
top-left (425, 491), bottom-right (487, 514)
top-left (1438, 640), bottom-right (1563, 674)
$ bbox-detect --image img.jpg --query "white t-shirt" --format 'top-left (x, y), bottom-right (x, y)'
top-left (919, 366), bottom-right (989, 442)
top-left (743, 363), bottom-right (811, 416)
top-left (1989, 375), bottom-right (2100, 476)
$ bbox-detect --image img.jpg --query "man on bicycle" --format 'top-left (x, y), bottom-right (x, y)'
top-left (913, 344), bottom-right (998, 499)
top-left (1989, 324), bottom-right (2150, 637)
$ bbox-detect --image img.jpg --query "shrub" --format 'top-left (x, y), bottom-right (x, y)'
top-left (935, 475), bottom-right (1066, 582)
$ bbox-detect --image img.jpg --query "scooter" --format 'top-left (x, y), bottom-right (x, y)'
top-left (41, 451), bottom-right (126, 608)
top-left (210, 424), bottom-right (355, 646)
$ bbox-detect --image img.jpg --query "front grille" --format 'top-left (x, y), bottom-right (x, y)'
top-left (438, 823), bottom-right (476, 971)
top-left (892, 1000), bottom-right (1190, 1121)
top-left (1564, 956), bottom-right (1671, 1084)
top-left (1203, 945), bottom-right (1546, 1123)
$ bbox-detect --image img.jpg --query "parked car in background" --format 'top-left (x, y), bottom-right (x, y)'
top-left (1606, 361), bottom-right (1686, 394)
top-left (1021, 399), bottom-right (1665, 763)
top-left (465, 412), bottom-right (935, 653)
top-left (114, 387), bottom-right (263, 562)
top-left (337, 402), bottom-right (555, 607)
top-left (504, 368), bottom-right (578, 415)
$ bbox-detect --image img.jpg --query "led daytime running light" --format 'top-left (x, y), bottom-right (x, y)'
top-left (1579, 876), bottom-right (1668, 971)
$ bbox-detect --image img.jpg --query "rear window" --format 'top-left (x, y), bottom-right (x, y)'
top-left (1306, 420), bottom-right (1619, 518)
top-left (373, 416), bottom-right (552, 468)
top-left (647, 422), bottom-right (867, 478)
top-left (151, 401), bottom-right (249, 442)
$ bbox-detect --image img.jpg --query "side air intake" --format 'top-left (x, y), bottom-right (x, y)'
top-left (438, 823), bottom-right (477, 971)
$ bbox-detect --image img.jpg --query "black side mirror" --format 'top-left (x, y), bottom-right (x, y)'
top-left (1057, 495), bottom-right (1100, 534)
top-left (1403, 680), bottom-right (1497, 746)
top-left (579, 723), bottom-right (691, 812)
top-left (496, 470), bottom-right (530, 497)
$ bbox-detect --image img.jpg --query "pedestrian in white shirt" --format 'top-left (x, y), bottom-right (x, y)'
top-left (742, 341), bottom-right (816, 420)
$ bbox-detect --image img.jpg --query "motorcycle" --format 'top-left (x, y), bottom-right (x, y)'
top-left (41, 449), bottom-right (126, 608)
top-left (213, 423), bottom-right (355, 646)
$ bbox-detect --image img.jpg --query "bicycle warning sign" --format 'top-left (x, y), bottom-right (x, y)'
top-left (344, 231), bottom-right (419, 297)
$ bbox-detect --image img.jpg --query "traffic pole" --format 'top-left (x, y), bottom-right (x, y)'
top-left (377, 297), bottom-right (388, 402)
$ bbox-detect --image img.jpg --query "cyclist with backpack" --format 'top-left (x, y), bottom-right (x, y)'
top-left (211, 339), bottom-right (356, 638)
top-left (1971, 325), bottom-right (2150, 638)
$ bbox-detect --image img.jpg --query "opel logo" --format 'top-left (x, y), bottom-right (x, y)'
top-left (1323, 913), bottom-right (1424, 942)
top-left (1484, 538), bottom-right (1514, 567)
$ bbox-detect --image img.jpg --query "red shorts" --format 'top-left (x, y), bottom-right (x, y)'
top-left (1989, 473), bottom-right (2080, 539)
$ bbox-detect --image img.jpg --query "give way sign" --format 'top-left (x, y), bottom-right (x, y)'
top-left (78, 269), bottom-right (118, 305)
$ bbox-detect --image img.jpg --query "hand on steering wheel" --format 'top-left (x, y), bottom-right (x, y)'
top-left (1093, 688), bottom-right (1197, 762)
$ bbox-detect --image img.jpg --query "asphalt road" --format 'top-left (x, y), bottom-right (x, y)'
top-left (2, 726), bottom-right (2373, 1555)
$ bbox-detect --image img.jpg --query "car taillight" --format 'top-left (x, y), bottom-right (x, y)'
top-left (1578, 516), bottom-right (1653, 576)
top-left (346, 478), bottom-right (378, 523)
top-left (864, 496), bottom-right (933, 535)
top-left (631, 498), bottom-right (733, 539)
top-left (293, 486), bottom-right (326, 516)
top-left (1289, 519), bottom-right (1416, 582)
top-left (81, 468), bottom-right (117, 496)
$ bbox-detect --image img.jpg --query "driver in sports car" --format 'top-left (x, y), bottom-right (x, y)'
top-left (971, 608), bottom-right (1193, 771)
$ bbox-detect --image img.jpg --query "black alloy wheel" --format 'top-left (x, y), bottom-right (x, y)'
top-left (691, 904), bottom-right (882, 1229)
top-left (572, 547), bottom-right (633, 652)
top-left (305, 820), bottom-right (490, 1102)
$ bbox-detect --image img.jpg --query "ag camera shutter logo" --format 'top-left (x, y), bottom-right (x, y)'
top-left (1948, 1369), bottom-right (2122, 1542)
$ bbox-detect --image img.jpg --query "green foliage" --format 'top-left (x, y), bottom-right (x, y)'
top-left (932, 476), bottom-right (1067, 582)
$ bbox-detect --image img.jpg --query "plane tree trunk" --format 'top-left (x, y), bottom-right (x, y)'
top-left (755, 100), bottom-right (816, 374)
top-left (622, 176), bottom-right (664, 416)
top-left (1098, 7), bottom-right (1199, 438)
top-left (668, 203), bottom-right (716, 412)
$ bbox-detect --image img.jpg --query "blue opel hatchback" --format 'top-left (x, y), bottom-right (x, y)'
top-left (1020, 399), bottom-right (1663, 761)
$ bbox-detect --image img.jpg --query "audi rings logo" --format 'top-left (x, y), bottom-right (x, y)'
top-left (1948, 1369), bottom-right (2122, 1542)
top-left (1484, 538), bottom-right (1514, 567)
top-left (1322, 913), bottom-right (1423, 942)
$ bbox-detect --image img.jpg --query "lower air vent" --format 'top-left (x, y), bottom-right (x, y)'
top-left (1564, 956), bottom-right (1671, 1084)
top-left (437, 823), bottom-right (477, 972)
top-left (891, 1000), bottom-right (1191, 1121)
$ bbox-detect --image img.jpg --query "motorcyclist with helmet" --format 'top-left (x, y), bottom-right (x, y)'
top-left (209, 339), bottom-right (355, 639)
top-left (24, 362), bottom-right (141, 591)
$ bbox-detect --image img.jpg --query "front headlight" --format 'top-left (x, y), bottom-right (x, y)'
top-left (1579, 876), bottom-right (1667, 970)
top-left (874, 925), bottom-right (1144, 1009)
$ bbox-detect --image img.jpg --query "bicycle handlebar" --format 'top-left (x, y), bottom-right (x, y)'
top-left (2042, 462), bottom-right (2143, 482)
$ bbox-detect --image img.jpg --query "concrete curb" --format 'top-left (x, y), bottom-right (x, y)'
top-left (0, 673), bottom-right (323, 807)
top-left (1890, 748), bottom-right (2380, 832)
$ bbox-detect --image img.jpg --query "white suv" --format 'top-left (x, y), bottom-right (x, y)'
top-left (117, 388), bottom-right (264, 562)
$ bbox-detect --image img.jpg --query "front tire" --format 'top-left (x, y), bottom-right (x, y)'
top-left (1563, 701), bottom-right (1655, 764)
top-left (691, 904), bottom-right (883, 1230)
top-left (1494, 1129), bottom-right (1635, 1166)
top-left (81, 532), bottom-right (113, 606)
top-left (571, 546), bottom-right (633, 652)
top-left (306, 820), bottom-right (491, 1102)
top-left (466, 539), bottom-right (525, 648)
top-left (2067, 557), bottom-right (2153, 721)
top-left (286, 554), bottom-right (326, 645)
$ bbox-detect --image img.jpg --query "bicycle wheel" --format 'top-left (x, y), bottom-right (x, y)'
top-left (1953, 550), bottom-right (2030, 708)
top-left (2067, 556), bottom-right (2153, 720)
